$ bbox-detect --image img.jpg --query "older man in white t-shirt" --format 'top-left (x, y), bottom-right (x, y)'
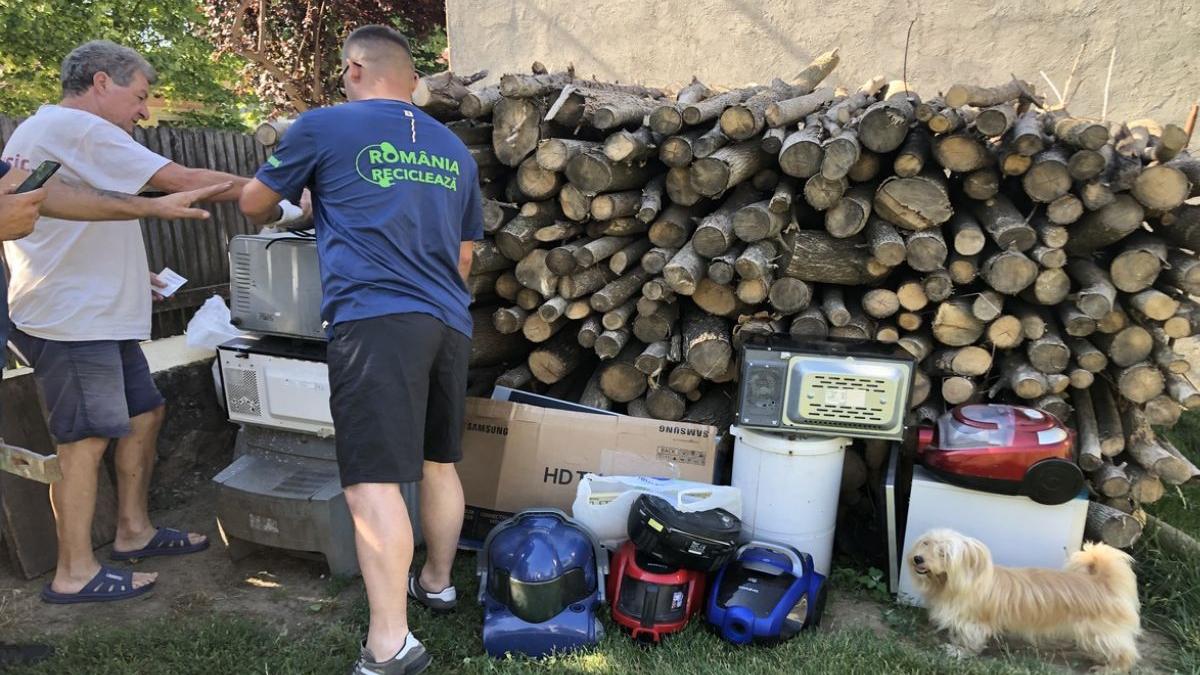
top-left (2, 41), bottom-right (299, 604)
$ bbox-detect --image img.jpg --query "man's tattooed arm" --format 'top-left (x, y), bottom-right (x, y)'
top-left (31, 176), bottom-right (228, 222)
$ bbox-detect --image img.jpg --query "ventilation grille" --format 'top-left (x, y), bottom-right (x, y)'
top-left (231, 251), bottom-right (253, 312)
top-left (273, 468), bottom-right (331, 497)
top-left (809, 404), bottom-right (884, 421)
top-left (803, 374), bottom-right (890, 425)
top-left (802, 418), bottom-right (890, 431)
top-left (810, 374), bottom-right (887, 393)
top-left (226, 367), bottom-right (261, 417)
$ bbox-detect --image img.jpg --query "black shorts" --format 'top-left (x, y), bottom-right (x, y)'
top-left (327, 312), bottom-right (470, 486)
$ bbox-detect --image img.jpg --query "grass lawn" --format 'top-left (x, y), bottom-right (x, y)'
top-left (3, 562), bottom-right (1071, 675)
top-left (1136, 412), bottom-right (1200, 673)
top-left (6, 416), bottom-right (1200, 674)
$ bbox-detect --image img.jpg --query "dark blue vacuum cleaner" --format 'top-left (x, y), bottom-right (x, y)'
top-left (707, 541), bottom-right (827, 645)
top-left (478, 509), bottom-right (608, 658)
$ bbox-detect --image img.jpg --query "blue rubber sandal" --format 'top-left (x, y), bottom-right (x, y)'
top-left (41, 565), bottom-right (155, 604)
top-left (110, 527), bottom-right (209, 561)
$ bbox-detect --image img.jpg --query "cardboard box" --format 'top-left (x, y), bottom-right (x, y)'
top-left (457, 397), bottom-right (719, 543)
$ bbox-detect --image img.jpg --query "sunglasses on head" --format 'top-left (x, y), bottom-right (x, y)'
top-left (333, 60), bottom-right (359, 96)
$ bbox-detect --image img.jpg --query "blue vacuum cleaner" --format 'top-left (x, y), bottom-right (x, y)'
top-left (477, 509), bottom-right (608, 658)
top-left (707, 541), bottom-right (827, 645)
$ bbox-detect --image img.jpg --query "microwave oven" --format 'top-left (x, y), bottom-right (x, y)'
top-left (736, 336), bottom-right (916, 441)
top-left (228, 233), bottom-right (325, 341)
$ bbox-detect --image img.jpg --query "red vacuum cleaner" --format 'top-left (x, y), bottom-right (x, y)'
top-left (608, 541), bottom-right (707, 644)
top-left (915, 404), bottom-right (1083, 505)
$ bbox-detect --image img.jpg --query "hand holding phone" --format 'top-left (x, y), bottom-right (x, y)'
top-left (14, 161), bottom-right (61, 194)
top-left (0, 188), bottom-right (46, 241)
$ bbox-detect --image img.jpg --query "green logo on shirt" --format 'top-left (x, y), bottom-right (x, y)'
top-left (355, 141), bottom-right (460, 191)
top-left (266, 155), bottom-right (282, 168)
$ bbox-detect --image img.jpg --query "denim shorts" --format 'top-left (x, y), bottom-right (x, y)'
top-left (10, 330), bottom-right (165, 445)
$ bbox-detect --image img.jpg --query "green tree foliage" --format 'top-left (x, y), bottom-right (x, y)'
top-left (0, 0), bottom-right (258, 129)
top-left (200, 0), bottom-right (447, 116)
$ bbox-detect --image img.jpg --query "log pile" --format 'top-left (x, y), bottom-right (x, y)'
top-left (319, 62), bottom-right (1200, 549)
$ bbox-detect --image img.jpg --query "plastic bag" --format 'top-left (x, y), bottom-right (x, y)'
top-left (186, 295), bottom-right (246, 350)
top-left (571, 474), bottom-right (742, 550)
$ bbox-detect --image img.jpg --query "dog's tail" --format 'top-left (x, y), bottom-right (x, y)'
top-left (1066, 542), bottom-right (1138, 597)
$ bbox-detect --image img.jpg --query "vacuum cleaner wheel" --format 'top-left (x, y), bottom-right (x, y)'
top-left (1023, 457), bottom-right (1084, 505)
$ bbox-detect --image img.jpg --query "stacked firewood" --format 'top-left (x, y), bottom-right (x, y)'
top-left (271, 56), bottom-right (1200, 547)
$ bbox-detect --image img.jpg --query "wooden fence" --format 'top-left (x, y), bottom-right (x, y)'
top-left (0, 115), bottom-right (270, 338)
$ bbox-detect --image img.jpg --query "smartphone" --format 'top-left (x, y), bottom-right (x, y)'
top-left (14, 160), bottom-right (61, 193)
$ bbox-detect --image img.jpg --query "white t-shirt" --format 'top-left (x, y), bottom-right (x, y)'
top-left (1, 105), bottom-right (170, 341)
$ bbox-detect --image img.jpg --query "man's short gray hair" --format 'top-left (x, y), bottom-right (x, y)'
top-left (61, 40), bottom-right (157, 96)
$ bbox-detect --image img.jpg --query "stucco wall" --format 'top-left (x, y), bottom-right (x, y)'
top-left (446, 0), bottom-right (1199, 124)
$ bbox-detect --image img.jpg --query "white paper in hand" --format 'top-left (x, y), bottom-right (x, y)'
top-left (155, 267), bottom-right (188, 298)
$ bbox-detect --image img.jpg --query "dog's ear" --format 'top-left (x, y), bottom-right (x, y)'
top-left (960, 537), bottom-right (992, 578)
top-left (943, 535), bottom-right (992, 592)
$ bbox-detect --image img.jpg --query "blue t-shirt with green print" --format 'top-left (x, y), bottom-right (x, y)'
top-left (256, 98), bottom-right (484, 337)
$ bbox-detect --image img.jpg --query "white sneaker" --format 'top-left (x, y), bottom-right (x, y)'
top-left (407, 573), bottom-right (457, 612)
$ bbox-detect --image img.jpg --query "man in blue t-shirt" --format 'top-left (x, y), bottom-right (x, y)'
top-left (240, 25), bottom-right (483, 675)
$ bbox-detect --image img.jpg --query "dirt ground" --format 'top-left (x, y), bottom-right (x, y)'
top-left (0, 483), bottom-right (336, 640)
top-left (0, 483), bottom-right (1177, 673)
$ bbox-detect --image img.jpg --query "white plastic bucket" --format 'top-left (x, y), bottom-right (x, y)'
top-left (730, 426), bottom-right (849, 575)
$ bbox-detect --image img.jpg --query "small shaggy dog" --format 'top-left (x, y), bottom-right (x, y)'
top-left (907, 529), bottom-right (1140, 672)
